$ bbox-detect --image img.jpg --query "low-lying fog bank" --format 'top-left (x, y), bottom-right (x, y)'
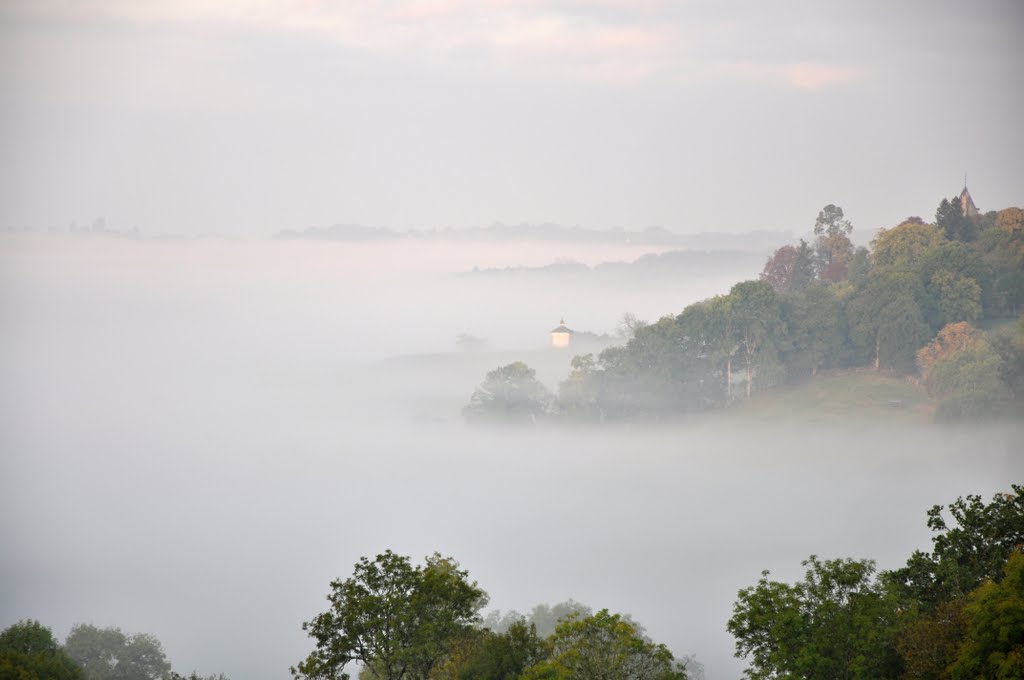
top-left (1, 236), bottom-right (1020, 679)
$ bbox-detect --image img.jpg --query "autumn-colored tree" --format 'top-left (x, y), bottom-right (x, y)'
top-left (812, 205), bottom-right (855, 282)
top-left (760, 240), bottom-right (815, 294)
top-left (916, 322), bottom-right (985, 383)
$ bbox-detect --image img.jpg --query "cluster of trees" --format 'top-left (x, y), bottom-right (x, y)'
top-left (292, 551), bottom-right (701, 680)
top-left (0, 621), bottom-right (226, 680)
top-left (465, 199), bottom-right (1024, 422)
top-left (728, 486), bottom-right (1024, 679)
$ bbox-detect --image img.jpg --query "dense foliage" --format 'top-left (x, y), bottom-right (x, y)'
top-left (297, 554), bottom-right (696, 680)
top-left (466, 196), bottom-right (1024, 423)
top-left (729, 486), bottom-right (1024, 679)
top-left (0, 620), bottom-right (82, 680)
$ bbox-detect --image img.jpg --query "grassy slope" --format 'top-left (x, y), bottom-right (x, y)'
top-left (717, 369), bottom-right (934, 424)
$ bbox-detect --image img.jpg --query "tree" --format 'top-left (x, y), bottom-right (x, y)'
top-left (871, 221), bottom-right (946, 271)
top-left (430, 621), bottom-right (544, 680)
top-left (813, 205), bottom-right (855, 282)
top-left (847, 271), bottom-right (930, 372)
top-left (520, 610), bottom-right (688, 680)
top-left (949, 551), bottom-right (1024, 679)
top-left (760, 240), bottom-right (815, 295)
top-left (916, 322), bottom-right (985, 385)
top-left (895, 597), bottom-right (967, 680)
top-left (293, 551), bottom-right (488, 680)
top-left (463, 363), bottom-right (552, 423)
top-left (936, 197), bottom-right (977, 243)
top-left (728, 556), bottom-right (901, 680)
top-left (63, 625), bottom-right (170, 680)
top-left (791, 284), bottom-right (844, 376)
top-left (814, 204), bottom-right (853, 238)
top-left (885, 486), bottom-right (1024, 610)
top-left (0, 620), bottom-right (82, 680)
top-left (727, 280), bottom-right (788, 397)
top-left (926, 271), bottom-right (982, 329)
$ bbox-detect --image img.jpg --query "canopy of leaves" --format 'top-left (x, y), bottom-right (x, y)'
top-left (728, 556), bottom-right (901, 680)
top-left (885, 486), bottom-right (1024, 609)
top-left (294, 551), bottom-right (488, 680)
top-left (63, 624), bottom-right (171, 680)
top-left (520, 610), bottom-right (687, 680)
top-left (760, 240), bottom-right (815, 294)
top-left (464, 362), bottom-right (552, 423)
top-left (0, 620), bottom-right (83, 680)
top-left (948, 550), bottom-right (1024, 679)
top-left (872, 222), bottom-right (946, 271)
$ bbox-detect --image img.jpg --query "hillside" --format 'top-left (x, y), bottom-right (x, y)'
top-left (716, 370), bottom-right (934, 424)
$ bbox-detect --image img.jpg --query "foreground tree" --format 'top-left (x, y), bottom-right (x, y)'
top-left (63, 624), bottom-right (170, 680)
top-left (429, 621), bottom-right (544, 680)
top-left (948, 550), bottom-right (1024, 679)
top-left (293, 551), bottom-right (487, 680)
top-left (0, 620), bottom-right (82, 680)
top-left (463, 362), bottom-right (552, 423)
top-left (886, 485), bottom-right (1024, 609)
top-left (728, 556), bottom-right (901, 680)
top-left (520, 610), bottom-right (688, 680)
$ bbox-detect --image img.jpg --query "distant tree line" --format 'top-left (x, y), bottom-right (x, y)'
top-left (465, 198), bottom-right (1024, 423)
top-left (0, 620), bottom-right (227, 680)
top-left (728, 485), bottom-right (1024, 679)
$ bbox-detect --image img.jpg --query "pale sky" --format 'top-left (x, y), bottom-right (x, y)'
top-left (1, 0), bottom-right (1022, 236)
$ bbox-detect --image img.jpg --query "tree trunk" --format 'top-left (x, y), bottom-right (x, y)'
top-left (746, 366), bottom-right (753, 398)
top-left (875, 335), bottom-right (881, 370)
top-left (726, 358), bottom-right (731, 401)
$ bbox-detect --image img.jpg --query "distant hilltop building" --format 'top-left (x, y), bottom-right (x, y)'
top-left (960, 181), bottom-right (979, 218)
top-left (550, 319), bottom-right (573, 349)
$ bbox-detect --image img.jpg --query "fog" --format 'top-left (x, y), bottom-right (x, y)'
top-left (1, 236), bottom-right (1019, 679)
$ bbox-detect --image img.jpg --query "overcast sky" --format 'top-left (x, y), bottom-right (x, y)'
top-left (1, 0), bottom-right (1022, 237)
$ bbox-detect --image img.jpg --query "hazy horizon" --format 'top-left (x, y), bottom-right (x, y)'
top-left (2, 1), bottom-right (1023, 237)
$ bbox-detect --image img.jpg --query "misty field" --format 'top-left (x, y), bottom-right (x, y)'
top-left (1, 236), bottom-right (1020, 679)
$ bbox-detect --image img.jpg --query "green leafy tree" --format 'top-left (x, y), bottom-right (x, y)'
top-left (677, 296), bottom-right (736, 403)
top-left (885, 486), bottom-right (1024, 610)
top-left (790, 284), bottom-right (844, 376)
top-left (293, 551), bottom-right (488, 680)
top-left (463, 363), bottom-right (552, 423)
top-left (936, 197), bottom-right (977, 243)
top-left (949, 551), bottom-right (1024, 679)
top-left (0, 620), bottom-right (82, 680)
top-left (871, 221), bottom-right (946, 271)
top-left (430, 621), bottom-right (544, 680)
top-left (988, 317), bottom-right (1024, 397)
top-left (728, 557), bottom-right (901, 680)
top-left (520, 610), bottom-right (687, 680)
top-left (63, 625), bottom-right (170, 680)
top-left (847, 272), bottom-right (930, 372)
top-left (926, 271), bottom-right (982, 329)
top-left (727, 280), bottom-right (788, 397)
top-left (895, 597), bottom-right (966, 680)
